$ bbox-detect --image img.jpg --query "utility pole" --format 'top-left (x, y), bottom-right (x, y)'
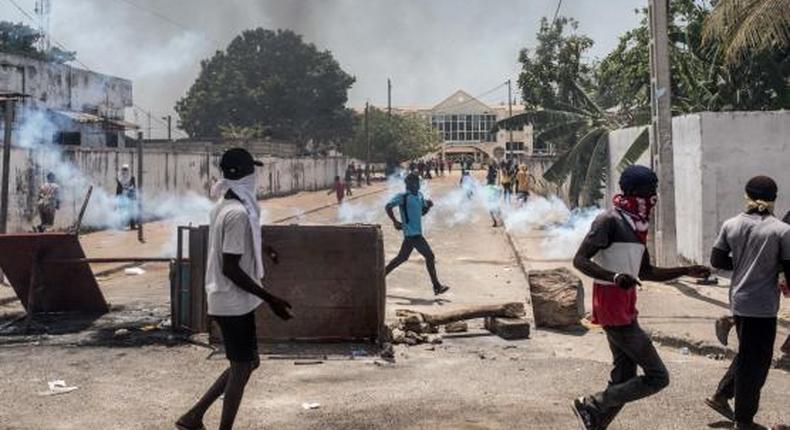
top-left (365, 101), bottom-right (371, 169)
top-left (648, 0), bottom-right (677, 265)
top-left (162, 115), bottom-right (172, 141)
top-left (387, 79), bottom-right (392, 117)
top-left (0, 99), bottom-right (14, 235)
top-left (146, 111), bottom-right (152, 140)
top-left (136, 131), bottom-right (144, 243)
top-left (507, 79), bottom-right (514, 160)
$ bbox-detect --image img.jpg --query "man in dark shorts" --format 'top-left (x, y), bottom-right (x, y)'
top-left (385, 173), bottom-right (449, 295)
top-left (570, 165), bottom-right (710, 430)
top-left (177, 148), bottom-right (292, 430)
top-left (704, 176), bottom-right (790, 430)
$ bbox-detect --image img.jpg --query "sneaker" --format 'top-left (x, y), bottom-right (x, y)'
top-left (705, 396), bottom-right (734, 421)
top-left (572, 397), bottom-right (600, 430)
top-left (715, 316), bottom-right (734, 346)
top-left (433, 285), bottom-right (450, 295)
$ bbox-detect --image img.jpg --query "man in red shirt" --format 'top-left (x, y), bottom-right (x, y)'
top-left (571, 165), bottom-right (710, 430)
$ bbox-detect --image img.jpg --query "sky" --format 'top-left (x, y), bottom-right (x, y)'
top-left (1, 0), bottom-right (644, 138)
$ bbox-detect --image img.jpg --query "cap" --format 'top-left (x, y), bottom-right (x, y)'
top-left (219, 148), bottom-right (263, 180)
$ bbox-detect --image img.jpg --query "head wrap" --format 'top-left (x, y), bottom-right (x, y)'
top-left (619, 165), bottom-right (658, 197)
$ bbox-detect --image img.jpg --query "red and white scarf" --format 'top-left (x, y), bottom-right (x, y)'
top-left (612, 194), bottom-right (656, 244)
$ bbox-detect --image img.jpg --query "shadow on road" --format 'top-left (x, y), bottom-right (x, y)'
top-left (387, 294), bottom-right (451, 306)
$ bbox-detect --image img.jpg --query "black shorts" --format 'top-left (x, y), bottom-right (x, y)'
top-left (213, 311), bottom-right (258, 362)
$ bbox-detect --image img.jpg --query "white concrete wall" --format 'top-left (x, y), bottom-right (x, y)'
top-left (606, 125), bottom-right (651, 209)
top-left (691, 111), bottom-right (790, 263)
top-left (604, 111), bottom-right (790, 264)
top-left (0, 146), bottom-right (349, 233)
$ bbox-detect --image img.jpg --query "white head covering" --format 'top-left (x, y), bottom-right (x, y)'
top-left (211, 173), bottom-right (264, 279)
top-left (118, 164), bottom-right (132, 188)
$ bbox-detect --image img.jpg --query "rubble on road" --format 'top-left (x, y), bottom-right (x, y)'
top-left (389, 302), bottom-right (528, 345)
top-left (484, 317), bottom-right (531, 340)
top-left (528, 268), bottom-right (584, 328)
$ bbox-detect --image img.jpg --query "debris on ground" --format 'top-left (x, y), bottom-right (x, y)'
top-left (113, 328), bottom-right (131, 338)
top-left (39, 380), bottom-right (78, 396)
top-left (680, 347), bottom-right (690, 355)
top-left (379, 342), bottom-right (395, 361)
top-left (444, 321), bottom-right (468, 333)
top-left (294, 361), bottom-right (324, 366)
top-left (124, 267), bottom-right (146, 276)
top-left (484, 317), bottom-right (531, 340)
top-left (528, 268), bottom-right (584, 328)
top-left (389, 302), bottom-right (527, 345)
top-left (301, 402), bottom-right (321, 410)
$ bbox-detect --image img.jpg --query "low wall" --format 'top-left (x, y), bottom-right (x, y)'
top-left (0, 146), bottom-right (350, 233)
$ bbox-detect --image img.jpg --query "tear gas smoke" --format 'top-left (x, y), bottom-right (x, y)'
top-left (15, 107), bottom-right (217, 237)
top-left (331, 172), bottom-right (600, 260)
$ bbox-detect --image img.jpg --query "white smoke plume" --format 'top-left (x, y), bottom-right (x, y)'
top-left (14, 107), bottom-right (216, 234)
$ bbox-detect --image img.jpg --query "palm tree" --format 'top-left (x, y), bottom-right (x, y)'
top-left (703, 0), bottom-right (790, 65)
top-left (495, 82), bottom-right (648, 207)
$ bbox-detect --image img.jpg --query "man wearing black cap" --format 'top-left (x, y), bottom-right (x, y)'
top-left (177, 148), bottom-right (292, 430)
top-left (384, 173), bottom-right (449, 295)
top-left (571, 165), bottom-right (710, 430)
top-left (704, 176), bottom-right (790, 429)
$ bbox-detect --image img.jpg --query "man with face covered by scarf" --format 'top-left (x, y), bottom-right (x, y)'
top-left (384, 173), bottom-right (449, 295)
top-left (177, 148), bottom-right (292, 430)
top-left (570, 165), bottom-right (710, 430)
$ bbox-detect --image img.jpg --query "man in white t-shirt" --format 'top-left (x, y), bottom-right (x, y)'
top-left (177, 148), bottom-right (292, 430)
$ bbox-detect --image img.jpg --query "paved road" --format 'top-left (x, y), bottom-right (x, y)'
top-left (0, 173), bottom-right (787, 430)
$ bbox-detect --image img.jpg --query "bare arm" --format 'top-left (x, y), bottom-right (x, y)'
top-left (222, 253), bottom-right (292, 320)
top-left (385, 205), bottom-right (402, 230)
top-left (639, 250), bottom-right (710, 282)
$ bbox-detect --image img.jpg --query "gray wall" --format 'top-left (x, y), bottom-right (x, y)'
top-left (0, 146), bottom-right (349, 233)
top-left (605, 111), bottom-right (790, 264)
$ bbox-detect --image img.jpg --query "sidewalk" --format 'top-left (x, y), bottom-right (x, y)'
top-left (507, 228), bottom-right (790, 366)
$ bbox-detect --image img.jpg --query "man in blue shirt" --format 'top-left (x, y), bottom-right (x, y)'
top-left (385, 173), bottom-right (450, 295)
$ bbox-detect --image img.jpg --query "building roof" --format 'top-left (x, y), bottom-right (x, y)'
top-left (53, 109), bottom-right (139, 130)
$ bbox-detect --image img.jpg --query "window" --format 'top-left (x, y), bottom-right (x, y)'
top-left (54, 132), bottom-right (81, 146)
top-left (506, 142), bottom-right (525, 151)
top-left (106, 133), bottom-right (119, 148)
top-left (533, 140), bottom-right (550, 154)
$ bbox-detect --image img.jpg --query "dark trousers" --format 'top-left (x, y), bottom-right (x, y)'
top-left (385, 235), bottom-right (441, 290)
top-left (593, 322), bottom-right (670, 425)
top-left (714, 316), bottom-right (777, 424)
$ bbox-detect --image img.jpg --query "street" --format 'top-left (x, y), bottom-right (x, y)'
top-left (0, 173), bottom-right (787, 430)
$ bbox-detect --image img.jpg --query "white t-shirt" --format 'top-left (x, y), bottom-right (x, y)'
top-left (205, 199), bottom-right (264, 316)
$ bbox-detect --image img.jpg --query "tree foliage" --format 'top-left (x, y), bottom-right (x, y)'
top-left (344, 108), bottom-right (441, 164)
top-left (175, 28), bottom-right (356, 151)
top-left (703, 0), bottom-right (790, 66)
top-left (0, 21), bottom-right (76, 64)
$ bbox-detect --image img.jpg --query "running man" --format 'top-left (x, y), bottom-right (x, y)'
top-left (384, 173), bottom-right (449, 295)
top-left (571, 165), bottom-right (710, 430)
top-left (177, 148), bottom-right (292, 430)
top-left (515, 165), bottom-right (530, 206)
top-left (704, 176), bottom-right (790, 430)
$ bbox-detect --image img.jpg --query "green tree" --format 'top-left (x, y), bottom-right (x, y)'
top-left (506, 16), bottom-right (641, 207)
top-left (597, 1), bottom-right (789, 115)
top-left (175, 28), bottom-right (356, 151)
top-left (344, 108), bottom-right (440, 164)
top-left (0, 21), bottom-right (75, 63)
top-left (703, 0), bottom-right (790, 66)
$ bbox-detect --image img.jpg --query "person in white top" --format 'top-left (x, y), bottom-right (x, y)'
top-left (177, 148), bottom-right (292, 430)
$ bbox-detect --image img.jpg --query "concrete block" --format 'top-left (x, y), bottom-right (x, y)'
top-left (485, 317), bottom-right (531, 340)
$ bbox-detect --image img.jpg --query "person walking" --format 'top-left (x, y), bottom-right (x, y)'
top-left (704, 176), bottom-right (790, 430)
top-left (384, 173), bottom-right (449, 295)
top-left (571, 165), bottom-right (710, 430)
top-left (36, 172), bottom-right (60, 232)
top-left (515, 165), bottom-right (530, 206)
top-left (177, 148), bottom-right (292, 430)
top-left (500, 163), bottom-right (513, 205)
top-left (344, 163), bottom-right (355, 196)
top-left (328, 176), bottom-right (346, 204)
